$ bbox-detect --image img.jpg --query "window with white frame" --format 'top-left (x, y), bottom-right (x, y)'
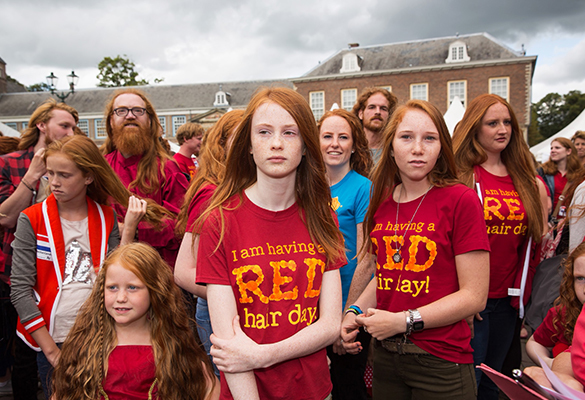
top-left (379, 86), bottom-right (392, 93)
top-left (172, 116), bottom-right (186, 136)
top-left (94, 119), bottom-right (107, 139)
top-left (158, 116), bottom-right (167, 136)
top-left (310, 92), bottom-right (325, 120)
top-left (448, 81), bottom-right (466, 107)
top-left (445, 40), bottom-right (470, 63)
top-left (341, 89), bottom-right (357, 111)
top-left (410, 83), bottom-right (428, 101)
top-left (340, 53), bottom-right (361, 73)
top-left (4, 122), bottom-right (17, 130)
top-left (489, 77), bottom-right (509, 101)
top-left (77, 119), bottom-right (89, 136)
top-left (22, 122), bottom-right (28, 130)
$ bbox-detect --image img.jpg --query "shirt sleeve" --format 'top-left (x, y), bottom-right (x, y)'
top-left (0, 157), bottom-right (15, 204)
top-left (10, 213), bottom-right (43, 327)
top-left (196, 211), bottom-right (230, 285)
top-left (451, 187), bottom-right (490, 256)
top-left (532, 307), bottom-right (559, 348)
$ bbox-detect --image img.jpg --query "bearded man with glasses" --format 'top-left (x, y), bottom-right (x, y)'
top-left (102, 88), bottom-right (188, 268)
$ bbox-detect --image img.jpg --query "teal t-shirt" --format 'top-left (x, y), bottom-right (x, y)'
top-left (330, 170), bottom-right (372, 307)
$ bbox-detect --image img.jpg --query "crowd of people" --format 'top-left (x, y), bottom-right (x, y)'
top-left (0, 85), bottom-right (584, 400)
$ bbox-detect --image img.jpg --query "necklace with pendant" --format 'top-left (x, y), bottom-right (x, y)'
top-left (392, 184), bottom-right (433, 263)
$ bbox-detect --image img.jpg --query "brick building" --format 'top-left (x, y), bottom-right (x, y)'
top-left (291, 32), bottom-right (536, 137)
top-left (1, 32), bottom-right (536, 140)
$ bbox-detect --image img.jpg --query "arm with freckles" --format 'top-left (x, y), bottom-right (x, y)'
top-left (354, 250), bottom-right (489, 341)
top-left (344, 226), bottom-right (375, 309)
top-left (174, 232), bottom-right (207, 298)
top-left (210, 269), bottom-right (342, 372)
top-left (207, 284), bottom-right (259, 400)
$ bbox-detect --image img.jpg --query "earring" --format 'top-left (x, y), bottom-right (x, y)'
top-left (351, 150), bottom-right (355, 153)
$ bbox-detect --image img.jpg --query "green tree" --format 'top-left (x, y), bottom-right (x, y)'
top-left (96, 55), bottom-right (149, 87)
top-left (532, 90), bottom-right (585, 142)
top-left (26, 82), bottom-right (51, 92)
top-left (527, 106), bottom-right (544, 146)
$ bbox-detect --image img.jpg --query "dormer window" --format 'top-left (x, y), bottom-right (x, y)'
top-left (340, 52), bottom-right (361, 73)
top-left (445, 40), bottom-right (470, 64)
top-left (213, 85), bottom-right (230, 107)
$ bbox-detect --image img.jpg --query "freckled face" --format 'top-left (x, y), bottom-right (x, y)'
top-left (319, 115), bottom-right (353, 171)
top-left (46, 153), bottom-right (92, 205)
top-left (104, 263), bottom-right (151, 329)
top-left (250, 102), bottom-right (304, 182)
top-left (391, 109), bottom-right (441, 186)
top-left (477, 103), bottom-right (512, 156)
top-left (549, 140), bottom-right (571, 163)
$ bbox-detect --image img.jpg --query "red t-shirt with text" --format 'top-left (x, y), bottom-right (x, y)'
top-left (476, 166), bottom-right (529, 298)
top-left (371, 184), bottom-right (489, 364)
top-left (197, 193), bottom-right (344, 400)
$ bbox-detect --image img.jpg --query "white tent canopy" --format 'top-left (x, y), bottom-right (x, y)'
top-left (443, 96), bottom-right (465, 136)
top-left (0, 121), bottom-right (21, 137)
top-left (530, 108), bottom-right (585, 163)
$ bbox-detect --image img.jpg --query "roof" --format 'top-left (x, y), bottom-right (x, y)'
top-left (296, 32), bottom-right (528, 80)
top-left (0, 79), bottom-right (293, 118)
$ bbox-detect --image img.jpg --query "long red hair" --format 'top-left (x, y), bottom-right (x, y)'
top-left (195, 87), bottom-right (344, 265)
top-left (452, 94), bottom-right (544, 241)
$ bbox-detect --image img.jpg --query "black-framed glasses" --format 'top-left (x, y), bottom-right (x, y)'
top-left (113, 107), bottom-right (147, 117)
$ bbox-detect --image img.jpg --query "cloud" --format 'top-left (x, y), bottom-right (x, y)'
top-left (2, 0), bottom-right (585, 99)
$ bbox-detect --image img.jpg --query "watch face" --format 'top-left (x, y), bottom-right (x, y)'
top-left (413, 321), bottom-right (424, 331)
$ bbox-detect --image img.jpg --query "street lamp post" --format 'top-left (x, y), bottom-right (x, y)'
top-left (46, 71), bottom-right (79, 103)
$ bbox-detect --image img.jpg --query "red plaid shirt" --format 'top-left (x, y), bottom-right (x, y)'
top-left (0, 146), bottom-right (35, 283)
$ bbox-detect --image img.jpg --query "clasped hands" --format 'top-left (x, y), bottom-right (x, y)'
top-left (340, 308), bottom-right (404, 354)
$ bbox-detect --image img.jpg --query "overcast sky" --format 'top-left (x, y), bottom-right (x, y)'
top-left (1, 0), bottom-right (584, 103)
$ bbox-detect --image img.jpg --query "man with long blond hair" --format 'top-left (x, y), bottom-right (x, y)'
top-left (352, 87), bottom-right (397, 165)
top-left (0, 98), bottom-right (77, 399)
top-left (102, 88), bottom-right (188, 268)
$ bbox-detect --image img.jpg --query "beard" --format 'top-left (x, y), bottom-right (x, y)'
top-left (363, 116), bottom-right (386, 134)
top-left (112, 122), bottom-right (152, 156)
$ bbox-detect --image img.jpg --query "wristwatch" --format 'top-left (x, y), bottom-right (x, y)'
top-left (409, 309), bottom-right (424, 332)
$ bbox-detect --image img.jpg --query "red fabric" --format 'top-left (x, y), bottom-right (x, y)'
top-left (533, 306), bottom-right (570, 357)
top-left (105, 151), bottom-right (188, 268)
top-left (186, 184), bottom-right (217, 233)
top-left (571, 305), bottom-right (585, 387)
top-left (16, 195), bottom-right (115, 350)
top-left (101, 346), bottom-right (157, 400)
top-left (371, 184), bottom-right (489, 364)
top-left (197, 193), bottom-right (344, 400)
top-left (173, 152), bottom-right (197, 179)
top-left (475, 166), bottom-right (530, 298)
top-left (553, 171), bottom-right (568, 211)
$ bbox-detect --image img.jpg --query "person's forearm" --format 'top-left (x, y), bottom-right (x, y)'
top-left (30, 326), bottom-right (60, 366)
top-left (223, 372), bottom-right (260, 400)
top-left (0, 182), bottom-right (35, 228)
top-left (174, 233), bottom-right (207, 298)
top-left (345, 255), bottom-right (376, 309)
top-left (525, 336), bottom-right (552, 366)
